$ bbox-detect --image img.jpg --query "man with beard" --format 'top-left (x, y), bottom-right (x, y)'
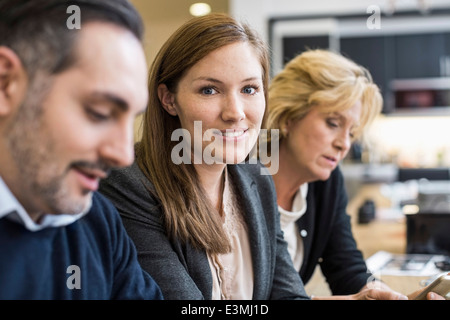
top-left (0, 0), bottom-right (163, 300)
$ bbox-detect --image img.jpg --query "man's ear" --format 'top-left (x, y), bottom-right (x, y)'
top-left (0, 46), bottom-right (27, 116)
top-left (157, 83), bottom-right (177, 116)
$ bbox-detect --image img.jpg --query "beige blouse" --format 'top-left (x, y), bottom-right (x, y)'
top-left (208, 169), bottom-right (254, 300)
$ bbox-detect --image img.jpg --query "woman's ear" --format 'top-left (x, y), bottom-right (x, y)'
top-left (0, 46), bottom-right (27, 116)
top-left (157, 83), bottom-right (177, 116)
top-left (282, 119), bottom-right (291, 137)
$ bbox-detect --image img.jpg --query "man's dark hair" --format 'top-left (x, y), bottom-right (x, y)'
top-left (0, 0), bottom-right (144, 80)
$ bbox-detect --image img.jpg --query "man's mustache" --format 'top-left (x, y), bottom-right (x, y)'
top-left (70, 160), bottom-right (112, 176)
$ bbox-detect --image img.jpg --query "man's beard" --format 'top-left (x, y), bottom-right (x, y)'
top-left (4, 77), bottom-right (90, 216)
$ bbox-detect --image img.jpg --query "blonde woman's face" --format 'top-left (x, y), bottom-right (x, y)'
top-left (168, 42), bottom-right (265, 165)
top-left (282, 101), bottom-right (361, 182)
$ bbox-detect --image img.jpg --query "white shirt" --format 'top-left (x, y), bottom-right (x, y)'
top-left (278, 183), bottom-right (308, 272)
top-left (0, 176), bottom-right (89, 232)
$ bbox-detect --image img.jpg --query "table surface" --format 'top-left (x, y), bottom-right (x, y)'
top-left (304, 183), bottom-right (434, 297)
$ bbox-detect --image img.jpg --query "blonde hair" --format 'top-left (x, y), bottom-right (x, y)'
top-left (265, 49), bottom-right (382, 144)
top-left (137, 13), bottom-right (269, 254)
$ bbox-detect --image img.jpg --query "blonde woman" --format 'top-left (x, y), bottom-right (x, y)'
top-left (99, 13), bottom-right (309, 300)
top-left (264, 49), bottom-right (442, 300)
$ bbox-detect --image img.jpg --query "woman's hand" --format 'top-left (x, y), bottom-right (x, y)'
top-left (408, 288), bottom-right (446, 300)
top-left (311, 288), bottom-right (408, 300)
top-left (311, 280), bottom-right (446, 300)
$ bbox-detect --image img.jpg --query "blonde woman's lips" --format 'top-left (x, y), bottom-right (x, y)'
top-left (322, 155), bottom-right (338, 167)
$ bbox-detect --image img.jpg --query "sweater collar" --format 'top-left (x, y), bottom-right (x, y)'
top-left (0, 176), bottom-right (89, 231)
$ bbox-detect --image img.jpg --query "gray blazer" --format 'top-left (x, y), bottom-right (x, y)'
top-left (99, 159), bottom-right (309, 300)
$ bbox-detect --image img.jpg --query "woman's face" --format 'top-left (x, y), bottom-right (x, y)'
top-left (161, 42), bottom-right (265, 165)
top-left (282, 101), bottom-right (361, 183)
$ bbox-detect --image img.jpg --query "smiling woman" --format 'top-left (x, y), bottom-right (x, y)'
top-left (99, 12), bottom-right (310, 300)
top-left (158, 41), bottom-right (264, 166)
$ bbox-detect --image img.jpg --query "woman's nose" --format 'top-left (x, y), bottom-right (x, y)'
top-left (221, 93), bottom-right (245, 122)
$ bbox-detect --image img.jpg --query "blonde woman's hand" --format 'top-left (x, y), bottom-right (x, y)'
top-left (408, 288), bottom-right (446, 300)
top-left (311, 280), bottom-right (408, 300)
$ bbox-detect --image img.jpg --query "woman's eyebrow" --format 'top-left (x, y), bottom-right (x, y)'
top-left (192, 76), bottom-right (261, 84)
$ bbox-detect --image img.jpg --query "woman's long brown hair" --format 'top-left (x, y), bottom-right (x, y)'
top-left (137, 13), bottom-right (269, 254)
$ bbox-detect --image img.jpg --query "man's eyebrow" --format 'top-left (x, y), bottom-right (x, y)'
top-left (90, 92), bottom-right (129, 111)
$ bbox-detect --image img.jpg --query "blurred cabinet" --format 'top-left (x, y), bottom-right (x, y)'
top-left (340, 36), bottom-right (395, 113)
top-left (394, 33), bottom-right (449, 79)
top-left (271, 11), bottom-right (450, 114)
top-left (341, 32), bottom-right (450, 112)
top-left (282, 35), bottom-right (329, 65)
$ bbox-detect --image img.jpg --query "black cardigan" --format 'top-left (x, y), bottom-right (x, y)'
top-left (297, 166), bottom-right (372, 295)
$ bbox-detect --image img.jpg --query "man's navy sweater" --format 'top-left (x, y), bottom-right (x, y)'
top-left (0, 192), bottom-right (163, 300)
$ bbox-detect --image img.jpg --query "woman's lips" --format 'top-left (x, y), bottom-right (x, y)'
top-left (216, 128), bottom-right (248, 141)
top-left (322, 155), bottom-right (338, 167)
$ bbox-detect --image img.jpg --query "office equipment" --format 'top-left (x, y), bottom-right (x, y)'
top-left (397, 168), bottom-right (450, 182)
top-left (405, 180), bottom-right (450, 255)
top-left (366, 251), bottom-right (447, 277)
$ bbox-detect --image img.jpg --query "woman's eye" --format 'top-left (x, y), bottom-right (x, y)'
top-left (327, 120), bottom-right (338, 128)
top-left (201, 87), bottom-right (217, 95)
top-left (243, 86), bottom-right (257, 95)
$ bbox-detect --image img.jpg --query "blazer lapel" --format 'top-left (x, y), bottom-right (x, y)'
top-left (298, 183), bottom-right (316, 279)
top-left (228, 165), bottom-right (270, 299)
